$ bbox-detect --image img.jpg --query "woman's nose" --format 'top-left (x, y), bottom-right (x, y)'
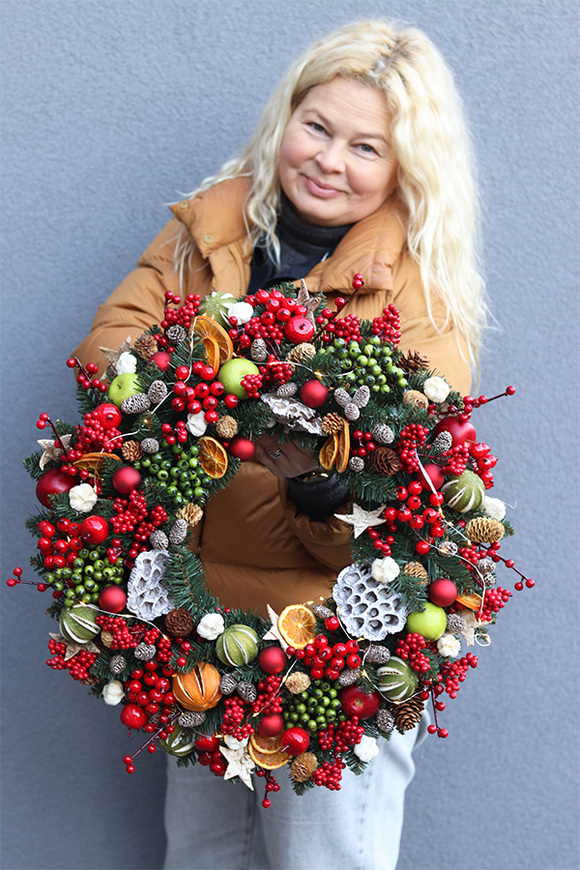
top-left (315, 141), bottom-right (346, 173)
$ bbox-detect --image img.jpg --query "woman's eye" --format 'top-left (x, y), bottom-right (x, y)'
top-left (308, 122), bottom-right (326, 134)
top-left (358, 143), bottom-right (378, 155)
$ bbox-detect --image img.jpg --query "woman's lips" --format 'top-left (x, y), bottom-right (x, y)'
top-left (303, 175), bottom-right (344, 198)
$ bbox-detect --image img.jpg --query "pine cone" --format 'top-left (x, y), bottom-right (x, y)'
top-left (250, 338), bottom-right (268, 362)
top-left (134, 642), bottom-right (156, 661)
top-left (290, 752), bottom-right (318, 782)
top-left (236, 681), bottom-right (257, 703)
top-left (109, 654), bottom-right (127, 675)
top-left (432, 431), bottom-right (453, 453)
top-left (438, 541), bottom-right (458, 557)
top-left (285, 672), bottom-right (311, 694)
top-left (399, 350), bottom-right (429, 373)
top-left (393, 695), bottom-right (425, 731)
top-left (403, 561), bottom-right (429, 584)
top-left (338, 667), bottom-right (361, 686)
top-left (321, 413), bottom-right (343, 435)
top-left (177, 504), bottom-right (204, 527)
top-left (349, 456), bottom-right (365, 472)
top-left (311, 604), bottom-right (334, 621)
top-left (178, 710), bottom-right (206, 728)
top-left (371, 447), bottom-right (401, 476)
top-left (134, 333), bottom-right (158, 360)
top-left (276, 382), bottom-right (298, 398)
top-left (141, 437), bottom-right (160, 454)
top-left (370, 423), bottom-right (394, 445)
top-left (166, 325), bottom-right (187, 344)
top-left (101, 630), bottom-right (114, 648)
top-left (376, 707), bottom-right (396, 734)
top-left (402, 389), bottom-right (429, 410)
top-left (215, 415), bottom-right (238, 439)
top-left (148, 380), bottom-right (168, 404)
top-left (149, 530), bottom-right (169, 550)
top-left (121, 394), bottom-right (151, 415)
top-left (446, 613), bottom-right (465, 634)
top-left (286, 343), bottom-right (315, 363)
top-left (220, 673), bottom-right (238, 695)
top-left (169, 519), bottom-right (189, 546)
top-left (476, 556), bottom-right (495, 575)
top-left (365, 645), bottom-right (391, 664)
top-left (122, 439), bottom-right (144, 462)
top-left (344, 403), bottom-right (360, 421)
top-left (465, 517), bottom-right (505, 544)
top-left (165, 608), bottom-right (194, 637)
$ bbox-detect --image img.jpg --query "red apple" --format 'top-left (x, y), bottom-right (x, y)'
top-left (339, 685), bottom-right (381, 720)
top-left (285, 316), bottom-right (315, 343)
top-left (120, 703), bottom-right (148, 730)
top-left (93, 403), bottom-right (122, 429)
top-left (36, 468), bottom-right (75, 508)
top-left (433, 416), bottom-right (476, 446)
top-left (280, 727), bottom-right (310, 756)
top-left (79, 515), bottom-right (109, 545)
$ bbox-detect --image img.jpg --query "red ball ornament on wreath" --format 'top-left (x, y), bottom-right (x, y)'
top-left (418, 462), bottom-right (445, 491)
top-left (284, 315), bottom-right (315, 343)
top-left (258, 645), bottom-right (287, 675)
top-left (228, 435), bottom-right (256, 461)
top-left (93, 403), bottom-right (122, 429)
top-left (300, 379), bottom-right (329, 408)
top-left (428, 577), bottom-right (458, 608)
top-left (257, 713), bottom-right (285, 738)
top-left (36, 467), bottom-right (76, 508)
top-left (112, 466), bottom-right (142, 495)
top-left (149, 351), bottom-right (171, 371)
top-left (120, 703), bottom-right (148, 730)
top-left (98, 585), bottom-right (127, 614)
top-left (79, 515), bottom-right (109, 546)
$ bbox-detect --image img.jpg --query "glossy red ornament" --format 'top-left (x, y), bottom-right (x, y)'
top-left (280, 727), bottom-right (310, 756)
top-left (299, 379), bottom-right (329, 408)
top-left (257, 713), bottom-right (285, 738)
top-left (79, 515), bottom-right (109, 545)
top-left (120, 703), bottom-right (148, 730)
top-left (418, 463), bottom-right (445, 490)
top-left (258, 646), bottom-right (287, 675)
top-left (284, 316), bottom-right (315, 343)
top-left (35, 468), bottom-right (76, 508)
top-left (194, 734), bottom-right (221, 752)
top-left (93, 403), bottom-right (122, 429)
top-left (433, 416), bottom-right (476, 446)
top-left (98, 585), bottom-right (127, 613)
top-left (112, 466), bottom-right (142, 494)
top-left (149, 351), bottom-right (171, 371)
top-left (339, 685), bottom-right (381, 720)
top-left (228, 435), bottom-right (256, 461)
top-left (428, 577), bottom-right (458, 607)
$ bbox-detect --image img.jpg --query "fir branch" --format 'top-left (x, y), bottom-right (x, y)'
top-left (162, 549), bottom-right (218, 613)
top-left (23, 453), bottom-right (48, 481)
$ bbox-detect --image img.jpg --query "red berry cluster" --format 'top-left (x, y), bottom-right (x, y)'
top-left (466, 441), bottom-right (497, 489)
top-left (260, 358), bottom-right (294, 387)
top-left (291, 635), bottom-right (360, 681)
top-left (198, 746), bottom-right (228, 777)
top-left (125, 662), bottom-right (176, 722)
top-left (253, 675), bottom-right (283, 715)
top-left (396, 633), bottom-right (432, 673)
top-left (221, 696), bottom-right (255, 740)
top-left (111, 491), bottom-right (165, 563)
top-left (311, 756), bottom-right (346, 790)
top-left (477, 586), bottom-right (512, 621)
top-left (240, 372), bottom-right (263, 399)
top-left (397, 424), bottom-right (430, 473)
top-left (65, 359), bottom-right (108, 394)
top-left (437, 652), bottom-right (478, 699)
top-left (96, 614), bottom-right (146, 650)
top-left (47, 637), bottom-right (98, 681)
top-left (36, 518), bottom-right (83, 570)
top-left (160, 291), bottom-right (201, 332)
top-left (458, 544), bottom-right (489, 568)
top-left (260, 772), bottom-right (281, 808)
top-left (334, 717), bottom-right (365, 752)
top-left (351, 429), bottom-right (377, 460)
top-left (318, 311), bottom-right (362, 343)
top-left (74, 409), bottom-right (123, 454)
top-left (440, 443), bottom-right (470, 476)
top-left (378, 481), bottom-right (446, 554)
top-left (371, 304), bottom-right (401, 345)
top-left (242, 288), bottom-right (306, 344)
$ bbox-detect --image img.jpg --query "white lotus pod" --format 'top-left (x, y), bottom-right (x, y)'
top-left (127, 549), bottom-right (174, 621)
top-left (332, 563), bottom-right (408, 641)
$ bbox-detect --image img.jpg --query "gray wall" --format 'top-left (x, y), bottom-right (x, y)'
top-left (1, 1), bottom-right (578, 868)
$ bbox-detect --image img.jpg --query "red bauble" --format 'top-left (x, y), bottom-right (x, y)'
top-left (93, 403), bottom-right (122, 429)
top-left (284, 316), bottom-right (315, 343)
top-left (120, 703), bottom-right (148, 729)
top-left (36, 468), bottom-right (76, 508)
top-left (98, 585), bottom-right (127, 613)
top-left (418, 462), bottom-right (445, 491)
top-left (300, 379), bottom-right (329, 408)
top-left (257, 713), bottom-right (285, 738)
top-left (228, 435), bottom-right (256, 461)
top-left (258, 646), bottom-right (287, 675)
top-left (280, 727), bottom-right (310, 756)
top-left (428, 577), bottom-right (458, 608)
top-left (433, 416), bottom-right (477, 446)
top-left (149, 351), bottom-right (171, 371)
top-left (112, 466), bottom-right (142, 494)
top-left (79, 515), bottom-right (110, 545)
top-left (194, 734), bottom-right (221, 753)
top-left (339, 685), bottom-right (381, 720)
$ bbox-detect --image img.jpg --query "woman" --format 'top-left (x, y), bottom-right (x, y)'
top-left (75, 19), bottom-right (485, 870)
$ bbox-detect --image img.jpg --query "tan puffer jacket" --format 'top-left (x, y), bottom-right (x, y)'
top-left (74, 177), bottom-right (471, 615)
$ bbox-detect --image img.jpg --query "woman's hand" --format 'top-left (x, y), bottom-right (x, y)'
top-left (254, 433), bottom-right (321, 479)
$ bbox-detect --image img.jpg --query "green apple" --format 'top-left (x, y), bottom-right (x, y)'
top-left (108, 372), bottom-right (141, 407)
top-left (405, 602), bottom-right (447, 641)
top-left (218, 358), bottom-right (259, 399)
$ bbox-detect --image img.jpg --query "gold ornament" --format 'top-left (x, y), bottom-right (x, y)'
top-left (177, 504), bottom-right (204, 527)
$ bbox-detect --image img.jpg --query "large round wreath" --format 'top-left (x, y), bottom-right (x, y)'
top-left (9, 276), bottom-right (533, 803)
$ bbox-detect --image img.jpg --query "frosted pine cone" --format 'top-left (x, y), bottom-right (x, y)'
top-left (290, 752), bottom-right (318, 782)
top-left (141, 437), bottom-right (160, 454)
top-left (133, 333), bottom-right (158, 360)
top-left (178, 710), bottom-right (206, 728)
top-left (220, 673), bottom-right (238, 695)
top-left (376, 707), bottom-right (396, 733)
top-left (109, 654), bottom-right (127, 675)
top-left (134, 642), bottom-right (156, 661)
top-left (276, 382), bottom-right (298, 398)
top-left (148, 380), bottom-right (168, 404)
top-left (236, 681), bottom-right (257, 703)
top-left (365, 644), bottom-right (391, 664)
top-left (465, 517), bottom-right (505, 544)
top-left (149, 530), bottom-right (169, 550)
top-left (370, 423), bottom-right (394, 444)
top-left (121, 394), bottom-right (151, 415)
top-left (349, 456), bottom-right (365, 472)
top-left (166, 325), bottom-right (186, 344)
top-left (432, 431), bottom-right (453, 453)
top-left (446, 613), bottom-right (465, 633)
top-left (338, 667), bottom-right (361, 686)
top-left (169, 519), bottom-right (189, 546)
top-left (438, 541), bottom-right (458, 557)
top-left (250, 339), bottom-right (268, 362)
top-left (311, 604), bottom-right (334, 621)
top-left (286, 343), bottom-right (315, 363)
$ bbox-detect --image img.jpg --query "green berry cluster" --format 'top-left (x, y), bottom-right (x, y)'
top-left (325, 337), bottom-right (407, 393)
top-left (135, 444), bottom-right (212, 507)
top-left (44, 548), bottom-right (124, 605)
top-left (283, 680), bottom-right (345, 733)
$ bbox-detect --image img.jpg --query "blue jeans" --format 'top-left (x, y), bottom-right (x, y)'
top-left (163, 716), bottom-right (427, 870)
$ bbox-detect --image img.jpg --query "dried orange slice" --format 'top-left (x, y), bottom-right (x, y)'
top-left (277, 604), bottom-right (316, 649)
top-left (249, 733), bottom-right (283, 755)
top-left (191, 315), bottom-right (233, 372)
top-left (198, 436), bottom-right (228, 479)
top-left (456, 591), bottom-right (483, 611)
top-left (319, 433), bottom-right (338, 470)
top-left (335, 419), bottom-right (350, 474)
top-left (73, 452), bottom-right (121, 476)
top-left (248, 742), bottom-right (291, 770)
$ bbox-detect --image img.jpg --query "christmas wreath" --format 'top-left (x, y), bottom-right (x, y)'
top-left (9, 275), bottom-right (534, 804)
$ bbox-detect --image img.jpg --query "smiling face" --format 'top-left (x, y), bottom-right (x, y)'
top-left (278, 77), bottom-right (399, 227)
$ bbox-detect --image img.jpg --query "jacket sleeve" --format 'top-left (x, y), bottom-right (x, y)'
top-left (390, 251), bottom-right (472, 396)
top-left (278, 480), bottom-right (354, 572)
top-left (73, 219), bottom-right (206, 373)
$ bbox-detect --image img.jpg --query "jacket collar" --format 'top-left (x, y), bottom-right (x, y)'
top-left (170, 176), bottom-right (407, 293)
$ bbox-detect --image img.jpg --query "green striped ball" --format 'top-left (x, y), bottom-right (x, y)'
top-left (158, 724), bottom-right (196, 757)
top-left (377, 656), bottom-right (419, 702)
top-left (59, 604), bottom-right (99, 644)
top-left (216, 624), bottom-right (258, 666)
top-left (441, 469), bottom-right (484, 513)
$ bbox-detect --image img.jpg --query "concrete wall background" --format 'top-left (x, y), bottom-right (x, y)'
top-left (1, 1), bottom-right (578, 868)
